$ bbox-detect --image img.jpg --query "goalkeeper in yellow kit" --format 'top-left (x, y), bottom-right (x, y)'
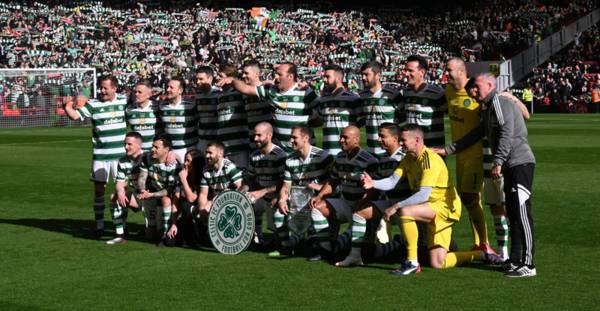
top-left (361, 125), bottom-right (502, 275)
top-left (440, 57), bottom-right (492, 253)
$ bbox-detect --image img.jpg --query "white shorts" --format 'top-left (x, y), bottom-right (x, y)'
top-left (90, 160), bottom-right (118, 183)
top-left (325, 198), bottom-right (354, 223)
top-left (483, 177), bottom-right (505, 206)
top-left (227, 151), bottom-right (249, 170)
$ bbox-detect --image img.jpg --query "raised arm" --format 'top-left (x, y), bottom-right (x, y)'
top-left (63, 96), bottom-right (83, 121)
top-left (216, 77), bottom-right (258, 96)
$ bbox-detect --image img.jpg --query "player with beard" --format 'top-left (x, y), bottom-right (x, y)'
top-left (217, 63), bottom-right (319, 152)
top-left (197, 141), bottom-right (243, 214)
top-left (245, 122), bottom-right (287, 245)
top-left (357, 61), bottom-right (402, 156)
top-left (195, 66), bottom-right (221, 153)
top-left (316, 64), bottom-right (360, 156)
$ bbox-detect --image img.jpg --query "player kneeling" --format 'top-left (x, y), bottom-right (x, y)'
top-left (137, 134), bottom-right (180, 245)
top-left (195, 141), bottom-right (243, 243)
top-left (271, 125), bottom-right (333, 256)
top-left (362, 125), bottom-right (503, 275)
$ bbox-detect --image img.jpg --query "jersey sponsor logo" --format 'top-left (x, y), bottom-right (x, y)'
top-left (104, 118), bottom-right (123, 125)
top-left (135, 124), bottom-right (155, 130)
top-left (325, 107), bottom-right (338, 114)
top-left (208, 190), bottom-right (255, 255)
top-left (274, 108), bottom-right (295, 116)
top-left (463, 99), bottom-right (471, 107)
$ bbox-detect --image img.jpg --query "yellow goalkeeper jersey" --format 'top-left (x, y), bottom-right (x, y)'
top-left (445, 85), bottom-right (483, 158)
top-left (394, 147), bottom-right (461, 221)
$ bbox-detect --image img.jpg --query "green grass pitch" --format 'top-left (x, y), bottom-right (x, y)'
top-left (1, 114), bottom-right (599, 310)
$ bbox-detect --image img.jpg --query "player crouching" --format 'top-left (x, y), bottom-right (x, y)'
top-left (137, 134), bottom-right (180, 246)
top-left (106, 132), bottom-right (145, 244)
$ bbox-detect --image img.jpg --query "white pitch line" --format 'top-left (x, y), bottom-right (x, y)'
top-left (0, 139), bottom-right (88, 146)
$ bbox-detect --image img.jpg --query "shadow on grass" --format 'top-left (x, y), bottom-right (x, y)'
top-left (0, 217), bottom-right (147, 243)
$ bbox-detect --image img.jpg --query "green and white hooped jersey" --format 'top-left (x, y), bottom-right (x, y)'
top-left (200, 158), bottom-right (243, 200)
top-left (402, 83), bottom-right (447, 147)
top-left (359, 86), bottom-right (401, 156)
top-left (196, 87), bottom-right (221, 144)
top-left (244, 93), bottom-right (272, 150)
top-left (331, 149), bottom-right (379, 203)
top-left (317, 89), bottom-right (360, 156)
top-left (126, 101), bottom-right (159, 151)
top-left (140, 153), bottom-right (180, 193)
top-left (217, 88), bottom-right (249, 155)
top-left (255, 84), bottom-right (318, 152)
top-left (159, 99), bottom-right (198, 150)
top-left (116, 153), bottom-right (143, 190)
top-left (376, 147), bottom-right (411, 200)
top-left (77, 95), bottom-right (127, 161)
top-left (284, 146), bottom-right (333, 187)
top-left (247, 145), bottom-right (287, 197)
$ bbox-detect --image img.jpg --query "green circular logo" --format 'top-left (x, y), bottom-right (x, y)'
top-left (208, 190), bottom-right (255, 255)
top-left (463, 99), bottom-right (471, 107)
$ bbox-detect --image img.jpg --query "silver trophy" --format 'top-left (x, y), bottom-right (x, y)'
top-left (288, 186), bottom-right (313, 235)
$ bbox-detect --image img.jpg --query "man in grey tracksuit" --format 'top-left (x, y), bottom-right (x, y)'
top-left (474, 73), bottom-right (537, 278)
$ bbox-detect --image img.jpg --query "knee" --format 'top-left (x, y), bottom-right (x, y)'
top-left (430, 260), bottom-right (444, 269)
top-left (398, 208), bottom-right (410, 218)
top-left (315, 204), bottom-right (330, 217)
top-left (355, 207), bottom-right (372, 220)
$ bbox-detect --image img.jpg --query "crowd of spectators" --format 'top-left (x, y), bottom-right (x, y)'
top-left (0, 0), bottom-right (596, 93)
top-left (526, 25), bottom-right (600, 113)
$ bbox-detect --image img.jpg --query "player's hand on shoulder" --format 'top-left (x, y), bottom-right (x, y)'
top-left (216, 77), bottom-right (233, 87)
top-left (431, 147), bottom-right (447, 157)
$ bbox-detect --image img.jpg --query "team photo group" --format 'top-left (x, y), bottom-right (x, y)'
top-left (64, 54), bottom-right (537, 278)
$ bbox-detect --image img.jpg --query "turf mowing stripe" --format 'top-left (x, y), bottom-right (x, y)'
top-left (0, 139), bottom-right (88, 146)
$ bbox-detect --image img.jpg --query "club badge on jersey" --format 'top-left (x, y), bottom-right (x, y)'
top-left (208, 190), bottom-right (255, 255)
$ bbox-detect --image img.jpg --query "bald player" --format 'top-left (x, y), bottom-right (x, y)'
top-left (309, 125), bottom-right (379, 262)
top-left (442, 57), bottom-right (491, 252)
top-left (245, 122), bottom-right (287, 244)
